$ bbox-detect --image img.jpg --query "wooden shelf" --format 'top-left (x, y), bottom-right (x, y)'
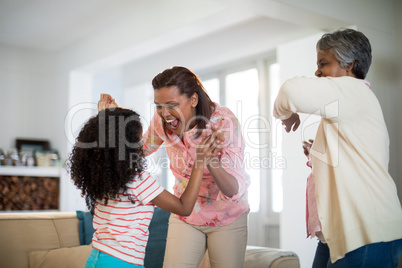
top-left (0, 166), bottom-right (62, 177)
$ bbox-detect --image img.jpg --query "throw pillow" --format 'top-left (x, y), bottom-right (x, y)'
top-left (144, 207), bottom-right (170, 268)
top-left (76, 211), bottom-right (95, 245)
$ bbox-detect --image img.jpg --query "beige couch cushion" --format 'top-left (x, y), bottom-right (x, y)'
top-left (29, 244), bottom-right (92, 268)
top-left (0, 212), bottom-right (80, 268)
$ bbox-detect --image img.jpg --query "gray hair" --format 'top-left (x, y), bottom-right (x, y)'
top-left (316, 28), bottom-right (372, 79)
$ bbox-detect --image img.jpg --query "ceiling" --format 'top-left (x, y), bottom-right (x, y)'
top-left (0, 0), bottom-right (348, 75)
top-left (117, 16), bottom-right (320, 85)
top-left (0, 0), bottom-right (129, 51)
top-left (0, 0), bottom-right (228, 51)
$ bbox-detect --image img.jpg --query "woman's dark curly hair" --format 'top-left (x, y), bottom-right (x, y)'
top-left (67, 108), bottom-right (146, 215)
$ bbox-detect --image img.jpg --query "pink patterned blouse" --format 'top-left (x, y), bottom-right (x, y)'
top-left (143, 104), bottom-right (250, 226)
top-left (306, 159), bottom-right (325, 242)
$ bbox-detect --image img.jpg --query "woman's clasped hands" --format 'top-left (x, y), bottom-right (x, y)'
top-left (196, 124), bottom-right (225, 168)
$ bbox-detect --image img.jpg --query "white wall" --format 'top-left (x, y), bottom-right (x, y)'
top-left (0, 45), bottom-right (58, 153)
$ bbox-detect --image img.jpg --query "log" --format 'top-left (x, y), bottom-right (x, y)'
top-left (0, 175), bottom-right (59, 211)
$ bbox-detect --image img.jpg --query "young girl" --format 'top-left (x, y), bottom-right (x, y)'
top-left (68, 106), bottom-right (221, 268)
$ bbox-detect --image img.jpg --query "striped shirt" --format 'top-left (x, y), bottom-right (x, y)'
top-left (92, 171), bottom-right (163, 265)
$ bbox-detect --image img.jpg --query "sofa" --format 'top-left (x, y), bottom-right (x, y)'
top-left (0, 209), bottom-right (299, 268)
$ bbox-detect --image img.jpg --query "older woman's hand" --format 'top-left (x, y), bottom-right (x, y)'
top-left (282, 113), bottom-right (300, 133)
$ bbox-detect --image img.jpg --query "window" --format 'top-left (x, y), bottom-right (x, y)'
top-left (202, 78), bottom-right (220, 104)
top-left (225, 69), bottom-right (260, 212)
top-left (201, 61), bottom-right (282, 246)
top-left (202, 68), bottom-right (260, 212)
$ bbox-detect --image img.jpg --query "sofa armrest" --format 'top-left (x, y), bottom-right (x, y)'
top-left (245, 246), bottom-right (299, 268)
top-left (198, 246), bottom-right (299, 268)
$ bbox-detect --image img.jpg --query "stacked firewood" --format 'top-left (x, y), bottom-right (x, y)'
top-left (0, 176), bottom-right (59, 210)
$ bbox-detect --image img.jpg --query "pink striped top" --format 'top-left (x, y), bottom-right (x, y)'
top-left (92, 171), bottom-right (163, 265)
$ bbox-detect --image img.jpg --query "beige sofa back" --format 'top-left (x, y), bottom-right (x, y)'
top-left (0, 212), bottom-right (300, 268)
top-left (0, 212), bottom-right (88, 268)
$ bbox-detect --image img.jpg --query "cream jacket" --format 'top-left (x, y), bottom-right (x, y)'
top-left (273, 76), bottom-right (402, 263)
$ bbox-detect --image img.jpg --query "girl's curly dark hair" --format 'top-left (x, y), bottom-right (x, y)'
top-left (67, 108), bottom-right (146, 215)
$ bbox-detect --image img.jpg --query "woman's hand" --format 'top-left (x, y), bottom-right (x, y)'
top-left (195, 128), bottom-right (223, 167)
top-left (151, 126), bottom-right (224, 216)
top-left (303, 139), bottom-right (314, 158)
top-left (98, 94), bottom-right (119, 111)
top-left (198, 123), bottom-right (239, 197)
top-left (282, 113), bottom-right (300, 132)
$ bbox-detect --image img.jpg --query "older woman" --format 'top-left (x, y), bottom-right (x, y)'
top-left (274, 29), bottom-right (402, 267)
